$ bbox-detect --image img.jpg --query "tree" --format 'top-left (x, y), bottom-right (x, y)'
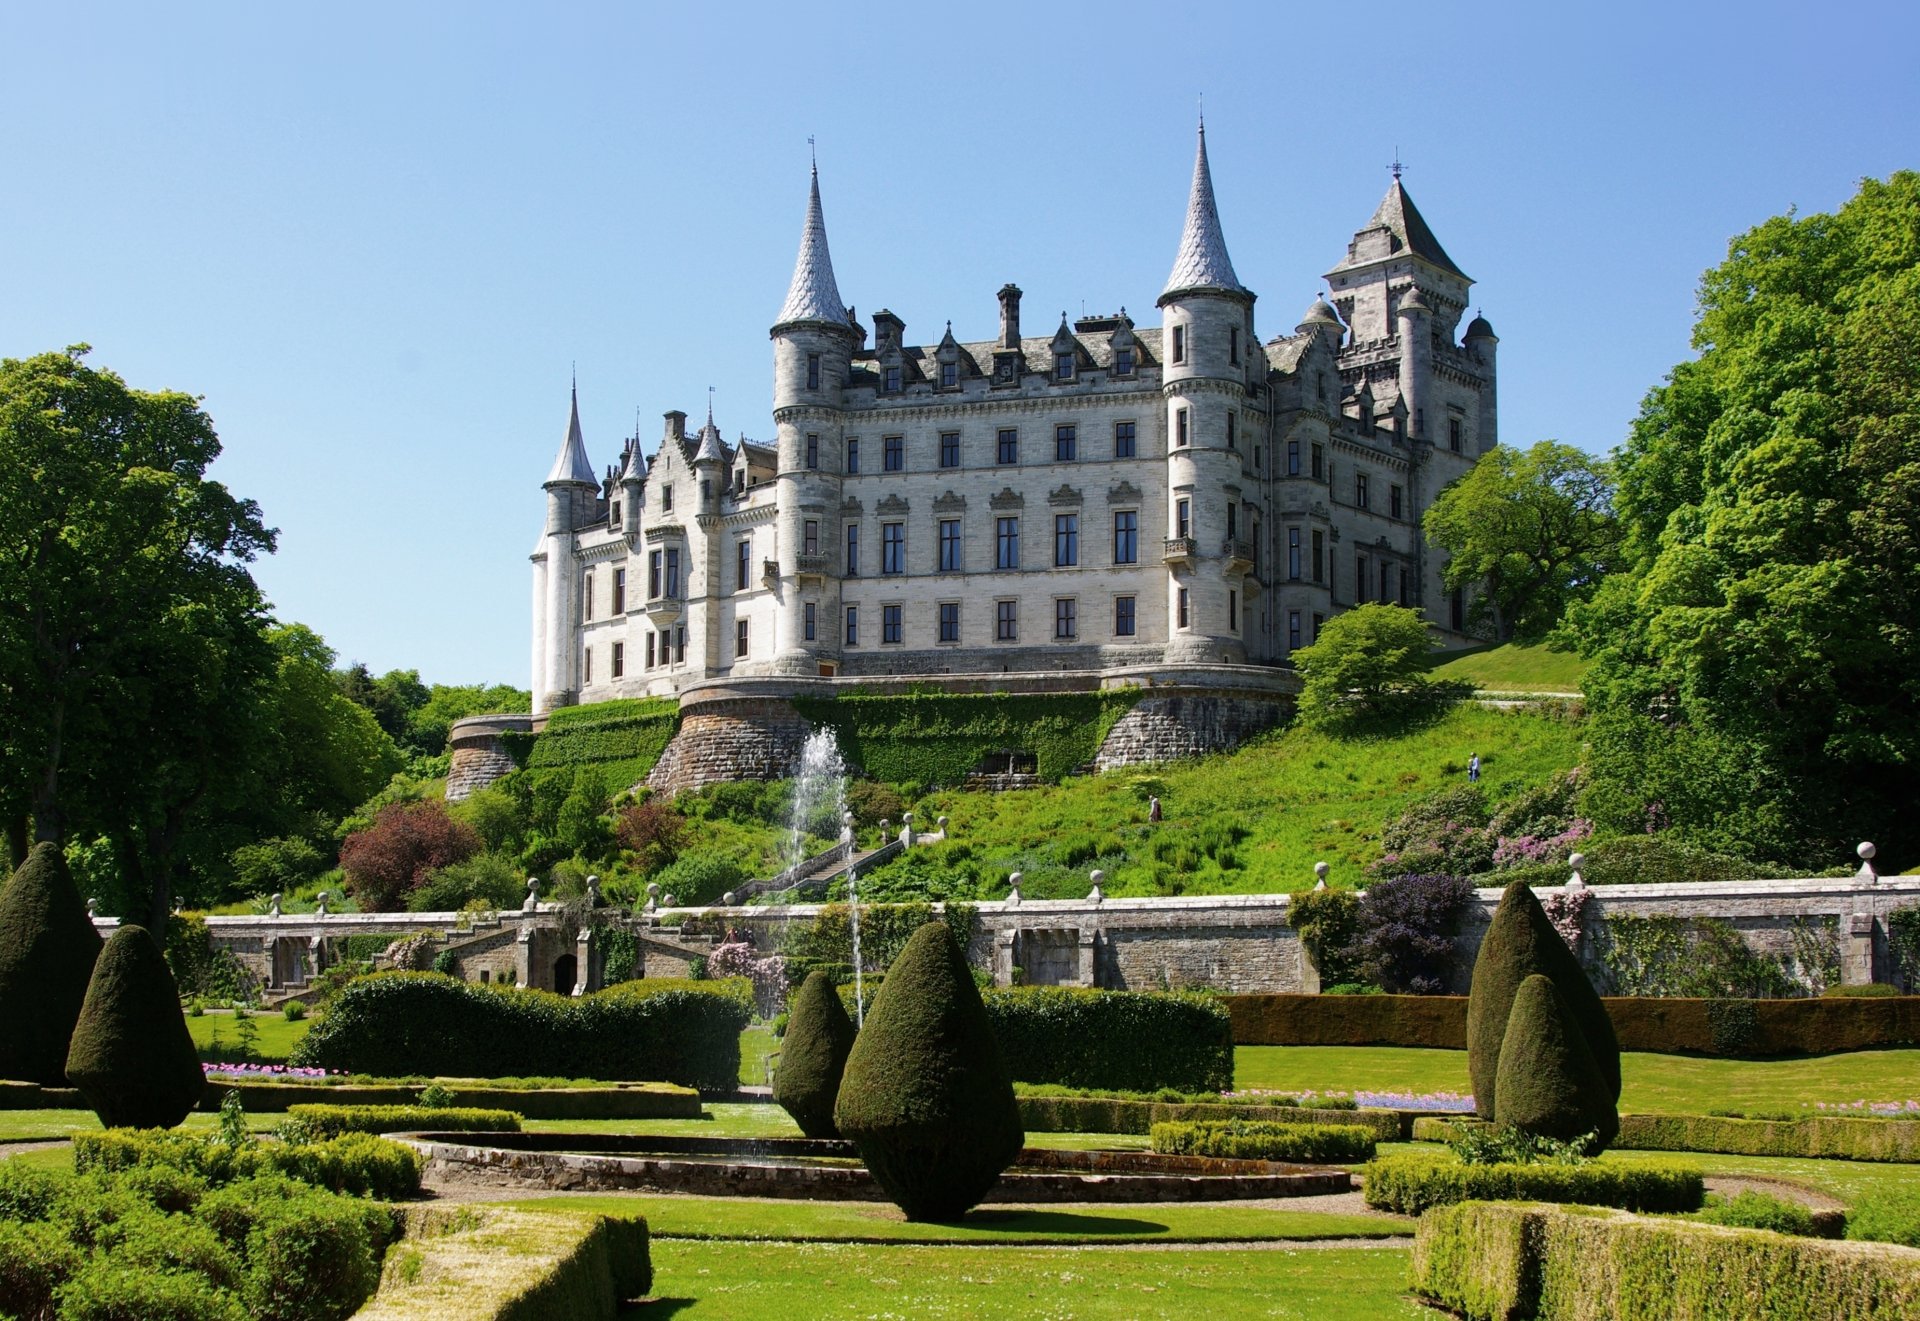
top-left (338, 801), bottom-right (481, 912)
top-left (1567, 172), bottom-right (1920, 865)
top-left (773, 970), bottom-right (858, 1139)
top-left (65, 924), bottom-right (205, 1129)
top-left (0, 843), bottom-right (103, 1084)
top-left (834, 922), bottom-right (1024, 1220)
top-left (1424, 441), bottom-right (1623, 642)
top-left (1492, 973), bottom-right (1618, 1150)
top-left (1291, 604), bottom-right (1450, 728)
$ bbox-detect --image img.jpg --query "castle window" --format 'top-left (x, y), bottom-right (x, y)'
top-left (665, 548), bottom-right (681, 598)
top-left (940, 361), bottom-right (957, 388)
top-left (1356, 473), bottom-right (1369, 510)
top-left (1054, 514), bottom-right (1078, 567)
top-left (1229, 326), bottom-right (1240, 365)
top-left (806, 433), bottom-right (819, 469)
top-left (939, 518), bottom-right (962, 572)
top-left (1176, 587), bottom-right (1190, 629)
top-left (939, 602), bottom-right (960, 643)
top-left (1114, 347), bottom-right (1134, 376)
top-left (804, 520), bottom-right (819, 555)
top-left (676, 624), bottom-right (686, 662)
top-left (648, 551), bottom-right (662, 599)
top-left (1312, 530), bottom-right (1325, 583)
top-left (1287, 528), bottom-right (1302, 581)
top-left (1055, 425), bottom-right (1076, 462)
top-left (611, 500), bottom-right (623, 530)
top-left (1229, 590), bottom-right (1238, 631)
top-left (940, 431), bottom-right (960, 468)
top-left (1357, 552), bottom-right (1368, 603)
top-left (884, 365), bottom-right (902, 393)
top-left (1114, 420), bottom-right (1136, 459)
top-left (1287, 440), bottom-right (1300, 475)
top-left (613, 642), bottom-right (624, 678)
top-left (1288, 610), bottom-right (1301, 651)
top-left (736, 619), bottom-right (749, 658)
top-left (996, 428), bottom-right (1018, 465)
top-left (996, 600), bottom-right (1018, 641)
top-left (1312, 612), bottom-right (1323, 640)
top-left (1451, 587), bottom-right (1465, 630)
top-left (1113, 510), bottom-right (1138, 564)
top-left (881, 522), bottom-right (905, 575)
top-left (646, 634), bottom-right (656, 668)
top-left (1114, 595), bottom-right (1136, 636)
top-left (1381, 560), bottom-right (1391, 603)
top-left (1254, 445), bottom-right (1263, 471)
top-left (1175, 498), bottom-right (1191, 538)
top-left (1226, 503), bottom-right (1237, 539)
top-left (807, 353), bottom-right (821, 390)
top-left (612, 569), bottom-right (625, 615)
top-left (1399, 565), bottom-right (1410, 606)
top-left (996, 517), bottom-right (1020, 570)
top-left (845, 523), bottom-right (859, 576)
top-left (1449, 416), bottom-right (1463, 453)
top-left (883, 435), bottom-right (904, 471)
top-left (845, 606), bottom-right (859, 646)
top-left (584, 570), bottom-right (594, 622)
top-left (1055, 353), bottom-right (1075, 381)
top-left (1311, 443), bottom-right (1325, 481)
top-left (882, 603), bottom-right (903, 644)
top-left (1171, 324), bottom-right (1186, 364)
top-left (1055, 597), bottom-right (1077, 639)
top-left (1176, 408), bottom-right (1189, 447)
top-left (584, 646), bottom-right (592, 684)
top-left (804, 601), bottom-right (817, 642)
top-left (737, 539), bottom-right (751, 592)
top-left (1391, 484), bottom-right (1404, 520)
top-left (847, 437), bottom-right (860, 474)
top-left (662, 484), bottom-right (673, 512)
top-left (1226, 413), bottom-right (1237, 450)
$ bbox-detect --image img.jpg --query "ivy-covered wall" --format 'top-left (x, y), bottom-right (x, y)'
top-left (792, 690), bottom-right (1144, 787)
top-left (521, 698), bottom-right (680, 789)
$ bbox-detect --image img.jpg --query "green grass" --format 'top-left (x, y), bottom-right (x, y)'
top-left (641, 1240), bottom-right (1421, 1319)
top-left (1234, 1045), bottom-right (1920, 1114)
top-left (186, 1010), bottom-right (312, 1062)
top-left (740, 1026), bottom-right (778, 1087)
top-left (1423, 642), bottom-right (1589, 693)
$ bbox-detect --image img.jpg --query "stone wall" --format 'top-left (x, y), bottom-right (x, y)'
top-left (445, 713), bottom-right (536, 802)
top-left (645, 696), bottom-right (813, 798)
top-left (1094, 693), bottom-right (1290, 770)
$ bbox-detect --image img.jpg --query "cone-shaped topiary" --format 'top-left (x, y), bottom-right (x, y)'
top-left (833, 922), bottom-right (1024, 1221)
top-left (1466, 880), bottom-right (1619, 1120)
top-left (1493, 973), bottom-right (1619, 1149)
top-left (773, 970), bottom-right (858, 1139)
top-left (0, 842), bottom-right (104, 1084)
top-left (65, 925), bottom-right (205, 1129)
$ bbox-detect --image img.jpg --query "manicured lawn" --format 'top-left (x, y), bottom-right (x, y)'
top-left (640, 1240), bottom-right (1422, 1319)
top-left (1424, 642), bottom-right (1589, 693)
top-left (187, 1010), bottom-right (312, 1062)
top-left (739, 1026), bottom-right (778, 1087)
top-left (1235, 1045), bottom-right (1920, 1114)
top-left (0, 1107), bottom-right (282, 1145)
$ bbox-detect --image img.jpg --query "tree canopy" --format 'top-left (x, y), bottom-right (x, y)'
top-left (1566, 172), bottom-right (1920, 865)
top-left (1291, 604), bottom-right (1454, 728)
top-left (1424, 441), bottom-right (1622, 643)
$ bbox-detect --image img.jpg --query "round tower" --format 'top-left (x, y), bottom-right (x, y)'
top-left (769, 163), bottom-right (857, 676)
top-left (1395, 286), bottom-right (1432, 441)
top-left (1464, 313), bottom-right (1498, 453)
top-left (1158, 121), bottom-right (1255, 665)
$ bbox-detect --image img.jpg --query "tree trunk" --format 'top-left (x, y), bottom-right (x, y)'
top-left (4, 815), bottom-right (27, 872)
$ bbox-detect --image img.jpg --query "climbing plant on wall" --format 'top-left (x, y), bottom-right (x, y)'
top-left (792, 691), bottom-right (1142, 787)
top-left (524, 698), bottom-right (680, 789)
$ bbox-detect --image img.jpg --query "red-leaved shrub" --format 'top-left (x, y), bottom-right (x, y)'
top-left (339, 802), bottom-right (482, 912)
top-left (615, 800), bottom-right (686, 874)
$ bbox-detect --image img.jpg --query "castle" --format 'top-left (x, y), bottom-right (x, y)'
top-left (531, 126), bottom-right (1496, 714)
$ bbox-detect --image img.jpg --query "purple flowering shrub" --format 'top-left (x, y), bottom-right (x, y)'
top-left (1350, 873), bottom-right (1476, 995)
top-left (1374, 771), bottom-right (1591, 880)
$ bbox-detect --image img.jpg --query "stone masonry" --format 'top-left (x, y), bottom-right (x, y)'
top-left (446, 713), bottom-right (536, 802)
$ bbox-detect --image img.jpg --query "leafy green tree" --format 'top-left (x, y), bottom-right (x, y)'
top-left (1291, 604), bottom-right (1448, 728)
top-left (1424, 441), bottom-right (1622, 642)
top-left (408, 683), bottom-right (531, 760)
top-left (1567, 172), bottom-right (1920, 865)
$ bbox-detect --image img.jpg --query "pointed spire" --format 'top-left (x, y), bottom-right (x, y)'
top-left (545, 379), bottom-right (596, 486)
top-left (692, 397), bottom-right (727, 466)
top-left (1334, 178), bottom-right (1468, 280)
top-left (774, 161), bottom-right (851, 330)
top-left (1160, 120), bottom-right (1246, 302)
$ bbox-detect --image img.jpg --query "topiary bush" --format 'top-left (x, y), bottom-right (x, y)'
top-left (0, 841), bottom-right (104, 1085)
top-left (1848, 1186), bottom-right (1920, 1249)
top-left (65, 925), bottom-right (205, 1130)
top-left (1467, 879), bottom-right (1620, 1122)
top-left (1361, 1150), bottom-right (1704, 1216)
top-left (1695, 1190), bottom-right (1819, 1237)
top-left (834, 922), bottom-right (1024, 1221)
top-left (1493, 974), bottom-right (1619, 1149)
top-left (772, 971), bottom-right (856, 1139)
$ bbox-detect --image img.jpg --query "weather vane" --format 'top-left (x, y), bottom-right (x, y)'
top-left (1389, 149), bottom-right (1406, 181)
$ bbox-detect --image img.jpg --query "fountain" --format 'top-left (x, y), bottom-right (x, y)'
top-left (786, 730), bottom-right (863, 1023)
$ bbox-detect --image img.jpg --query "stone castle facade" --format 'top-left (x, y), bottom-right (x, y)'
top-left (531, 127), bottom-right (1498, 713)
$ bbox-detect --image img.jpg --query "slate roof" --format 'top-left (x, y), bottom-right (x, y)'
top-left (774, 167), bottom-right (851, 329)
top-left (1334, 179), bottom-right (1468, 281)
top-left (545, 384), bottom-right (596, 486)
top-left (1161, 124), bottom-right (1245, 300)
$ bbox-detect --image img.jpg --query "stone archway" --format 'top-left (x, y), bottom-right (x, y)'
top-left (552, 953), bottom-right (578, 994)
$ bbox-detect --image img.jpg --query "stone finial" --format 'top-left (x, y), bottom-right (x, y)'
top-left (268, 892), bottom-right (282, 917)
top-left (1313, 861), bottom-right (1329, 891)
top-left (721, 891), bottom-right (736, 906)
top-left (937, 815), bottom-right (950, 834)
top-left (1007, 872), bottom-right (1023, 906)
top-left (523, 877), bottom-right (540, 913)
top-left (1089, 869), bottom-right (1106, 903)
top-left (879, 818), bottom-right (890, 844)
top-left (315, 891), bottom-right (330, 916)
top-left (586, 874), bottom-right (602, 906)
top-left (901, 810), bottom-right (915, 847)
top-left (86, 897), bottom-right (98, 919)
top-left (1567, 853), bottom-right (1586, 890)
top-left (662, 893), bottom-right (676, 908)
top-left (1857, 841), bottom-right (1879, 884)
top-left (1148, 795), bottom-right (1163, 823)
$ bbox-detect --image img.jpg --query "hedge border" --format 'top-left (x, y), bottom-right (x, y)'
top-left (1412, 1112), bottom-right (1920, 1164)
top-left (1150, 1120), bottom-right (1378, 1163)
top-left (1361, 1151), bottom-right (1704, 1216)
top-left (285, 1104), bottom-right (523, 1137)
top-left (1018, 1095), bottom-right (1403, 1140)
top-left (791, 690), bottom-right (1143, 786)
top-left (202, 1081), bottom-right (702, 1119)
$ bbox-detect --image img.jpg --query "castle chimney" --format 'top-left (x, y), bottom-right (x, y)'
top-left (663, 410), bottom-right (687, 441)
top-left (998, 283), bottom-right (1023, 348)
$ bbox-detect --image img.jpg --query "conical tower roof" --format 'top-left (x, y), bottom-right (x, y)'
top-left (1331, 178), bottom-right (1468, 281)
top-left (692, 401), bottom-right (727, 466)
top-left (774, 165), bottom-right (851, 330)
top-left (545, 381), bottom-right (596, 486)
top-left (1160, 122), bottom-right (1246, 303)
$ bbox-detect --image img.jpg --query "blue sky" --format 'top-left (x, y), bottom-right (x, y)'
top-left (2, 2), bottom-right (1913, 687)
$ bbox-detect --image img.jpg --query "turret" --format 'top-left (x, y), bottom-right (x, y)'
top-left (1464, 313), bottom-right (1498, 452)
top-left (1395, 285), bottom-right (1431, 440)
top-left (534, 382), bottom-right (598, 712)
top-left (1157, 120), bottom-right (1255, 665)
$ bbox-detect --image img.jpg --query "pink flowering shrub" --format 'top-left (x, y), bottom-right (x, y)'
top-left (707, 932), bottom-right (786, 1013)
top-left (1539, 888), bottom-right (1590, 951)
top-left (1492, 818), bottom-right (1593, 870)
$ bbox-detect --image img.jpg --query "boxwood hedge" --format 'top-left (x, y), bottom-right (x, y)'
top-left (791, 690), bottom-right (1142, 786)
top-left (1361, 1150), bottom-right (1704, 1216)
top-left (282, 1105), bottom-right (522, 1139)
top-left (1150, 1120), bottom-right (1377, 1163)
top-left (982, 986), bottom-right (1233, 1093)
top-left (287, 973), bottom-right (749, 1091)
top-left (1020, 1094), bottom-right (1400, 1138)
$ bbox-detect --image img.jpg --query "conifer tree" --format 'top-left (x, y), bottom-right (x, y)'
top-left (65, 925), bottom-right (205, 1129)
top-left (1467, 880), bottom-right (1619, 1119)
top-left (834, 922), bottom-right (1023, 1220)
top-left (774, 970), bottom-right (858, 1139)
top-left (0, 842), bottom-right (103, 1084)
top-left (1493, 973), bottom-right (1619, 1149)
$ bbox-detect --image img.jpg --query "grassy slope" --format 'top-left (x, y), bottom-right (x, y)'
top-left (877, 704), bottom-right (1584, 897)
top-left (1424, 642), bottom-right (1589, 692)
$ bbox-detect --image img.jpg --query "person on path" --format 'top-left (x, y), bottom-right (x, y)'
top-left (1467, 753), bottom-right (1481, 783)
top-left (1148, 795), bottom-right (1163, 823)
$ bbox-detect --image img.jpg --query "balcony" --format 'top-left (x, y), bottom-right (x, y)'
top-left (1163, 536), bottom-right (1197, 564)
top-left (795, 552), bottom-right (830, 581)
top-left (762, 558), bottom-right (781, 587)
top-left (1224, 538), bottom-right (1254, 573)
top-left (644, 595), bottom-right (683, 624)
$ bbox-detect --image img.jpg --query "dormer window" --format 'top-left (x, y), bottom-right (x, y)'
top-left (940, 361), bottom-right (957, 388)
top-left (1055, 353), bottom-right (1075, 381)
top-left (1114, 347), bottom-right (1134, 376)
top-left (884, 365), bottom-right (902, 393)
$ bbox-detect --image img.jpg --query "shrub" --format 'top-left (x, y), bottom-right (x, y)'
top-left (1849, 1187), bottom-right (1920, 1249)
top-left (338, 802), bottom-right (481, 913)
top-left (56, 1260), bottom-right (250, 1321)
top-left (1826, 982), bottom-right (1901, 998)
top-left (982, 986), bottom-right (1233, 1093)
top-left (230, 838), bottom-right (327, 898)
top-left (65, 925), bottom-right (205, 1129)
top-left (282, 1000), bottom-right (307, 1022)
top-left (74, 1128), bottom-right (423, 1202)
top-left (1696, 1190), bottom-right (1819, 1237)
top-left (1361, 1150), bottom-right (1703, 1216)
top-left (1617, 1113), bottom-right (1920, 1162)
top-left (1294, 603), bottom-right (1456, 727)
top-left (834, 922), bottom-right (1024, 1220)
top-left (0, 1218), bottom-right (83, 1318)
top-left (1468, 879), bottom-right (1620, 1122)
top-left (405, 853), bottom-right (523, 913)
top-left (643, 855), bottom-right (744, 907)
top-left (288, 973), bottom-right (749, 1091)
top-left (282, 1104), bottom-right (521, 1139)
top-left (1149, 1120), bottom-right (1377, 1163)
top-left (1349, 872), bottom-right (1475, 994)
top-left (230, 1193), bottom-right (388, 1321)
top-left (0, 841), bottom-right (104, 1085)
top-left (845, 779), bottom-right (906, 830)
top-left (772, 971), bottom-right (856, 1139)
top-left (1494, 974), bottom-right (1618, 1149)
top-left (613, 800), bottom-right (687, 874)
top-left (1284, 888), bottom-right (1364, 987)
top-left (94, 1207), bottom-right (241, 1291)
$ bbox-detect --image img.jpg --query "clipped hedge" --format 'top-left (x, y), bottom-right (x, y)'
top-left (1020, 1095), bottom-right (1400, 1139)
top-left (202, 1080), bottom-right (700, 1120)
top-left (357, 1205), bottom-right (651, 1320)
top-left (792, 690), bottom-right (1142, 785)
top-left (1150, 1120), bottom-right (1377, 1163)
top-left (74, 1128), bottom-right (423, 1201)
top-left (1617, 1113), bottom-right (1920, 1163)
top-left (284, 1105), bottom-right (522, 1139)
top-left (1227, 993), bottom-right (1468, 1048)
top-left (1411, 1201), bottom-right (1920, 1320)
top-left (1361, 1151), bottom-right (1704, 1216)
top-left (288, 973), bottom-right (749, 1091)
top-left (983, 986), bottom-right (1233, 1093)
top-left (526, 698), bottom-right (680, 778)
